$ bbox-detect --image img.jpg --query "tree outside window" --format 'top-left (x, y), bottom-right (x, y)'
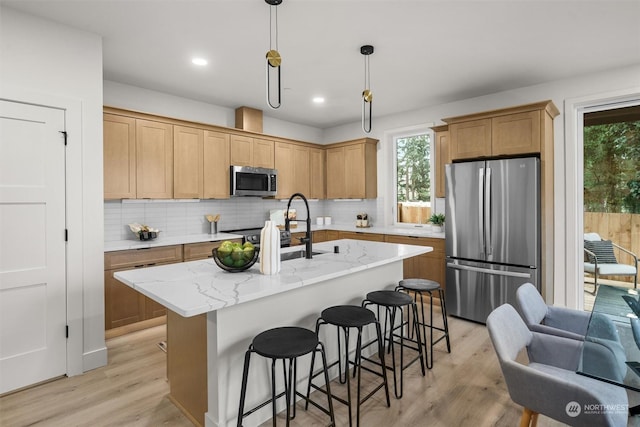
top-left (584, 120), bottom-right (640, 213)
top-left (396, 133), bottom-right (431, 223)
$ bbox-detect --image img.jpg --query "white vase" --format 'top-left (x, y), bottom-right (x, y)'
top-left (432, 224), bottom-right (444, 233)
top-left (260, 220), bottom-right (281, 275)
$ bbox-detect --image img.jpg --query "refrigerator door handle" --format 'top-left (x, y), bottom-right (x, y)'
top-left (479, 167), bottom-right (485, 253)
top-left (485, 167), bottom-right (492, 255)
top-left (447, 262), bottom-right (532, 279)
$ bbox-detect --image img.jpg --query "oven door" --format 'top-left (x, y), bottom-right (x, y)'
top-left (230, 165), bottom-right (277, 197)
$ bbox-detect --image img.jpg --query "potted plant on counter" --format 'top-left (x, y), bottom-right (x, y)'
top-left (429, 213), bottom-right (445, 232)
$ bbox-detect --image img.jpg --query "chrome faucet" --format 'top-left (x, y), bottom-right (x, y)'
top-left (285, 192), bottom-right (312, 259)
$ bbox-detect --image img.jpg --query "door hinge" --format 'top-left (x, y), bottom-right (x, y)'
top-left (65, 229), bottom-right (68, 241)
top-left (66, 325), bottom-right (69, 338)
top-left (59, 131), bottom-right (67, 146)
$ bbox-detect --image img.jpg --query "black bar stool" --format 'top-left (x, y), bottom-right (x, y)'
top-left (237, 326), bottom-right (335, 427)
top-left (361, 290), bottom-right (425, 399)
top-left (306, 305), bottom-right (390, 427)
top-left (396, 278), bottom-right (451, 369)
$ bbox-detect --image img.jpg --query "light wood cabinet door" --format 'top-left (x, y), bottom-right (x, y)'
top-left (449, 119), bottom-right (491, 160)
top-left (292, 145), bottom-right (310, 196)
top-left (309, 148), bottom-right (325, 199)
top-left (104, 114), bottom-right (136, 199)
top-left (326, 139), bottom-right (377, 199)
top-left (136, 119), bottom-right (174, 198)
top-left (203, 131), bottom-right (230, 199)
top-left (174, 125), bottom-right (203, 199)
top-left (339, 231), bottom-right (385, 242)
top-left (183, 239), bottom-right (241, 261)
top-left (312, 230), bottom-right (328, 243)
top-left (104, 245), bottom-right (182, 331)
top-left (434, 127), bottom-right (449, 199)
top-left (492, 110), bottom-right (541, 156)
top-left (253, 138), bottom-right (275, 169)
top-left (104, 268), bottom-right (145, 329)
top-left (326, 147), bottom-right (346, 199)
top-left (274, 142), bottom-right (293, 199)
top-left (326, 230), bottom-right (340, 241)
top-left (344, 144), bottom-right (365, 198)
top-left (230, 134), bottom-right (253, 166)
top-left (384, 235), bottom-right (446, 291)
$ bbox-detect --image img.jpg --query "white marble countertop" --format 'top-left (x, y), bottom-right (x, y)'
top-left (104, 232), bottom-right (245, 252)
top-left (104, 224), bottom-right (443, 252)
top-left (308, 223), bottom-right (445, 238)
top-left (114, 239), bottom-right (431, 317)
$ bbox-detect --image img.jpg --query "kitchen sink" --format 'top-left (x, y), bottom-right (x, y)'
top-left (280, 249), bottom-right (328, 261)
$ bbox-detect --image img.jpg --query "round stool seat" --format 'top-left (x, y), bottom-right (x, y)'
top-left (366, 290), bottom-right (413, 307)
top-left (252, 326), bottom-right (318, 359)
top-left (321, 305), bottom-right (377, 328)
top-left (399, 278), bottom-right (440, 291)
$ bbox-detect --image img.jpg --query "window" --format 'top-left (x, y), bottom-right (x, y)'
top-left (394, 131), bottom-right (432, 224)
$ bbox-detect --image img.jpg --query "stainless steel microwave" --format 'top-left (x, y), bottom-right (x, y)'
top-left (230, 165), bottom-right (278, 197)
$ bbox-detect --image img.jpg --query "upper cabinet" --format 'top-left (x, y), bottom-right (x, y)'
top-left (432, 125), bottom-right (449, 199)
top-left (173, 125), bottom-right (204, 199)
top-left (103, 108), bottom-right (373, 202)
top-left (104, 114), bottom-right (136, 199)
top-left (445, 100), bottom-right (559, 161)
top-left (203, 131), bottom-right (230, 199)
top-left (309, 147), bottom-right (325, 199)
top-left (230, 135), bottom-right (274, 169)
top-left (275, 141), bottom-right (314, 199)
top-left (136, 119), bottom-right (174, 199)
top-left (326, 138), bottom-right (378, 199)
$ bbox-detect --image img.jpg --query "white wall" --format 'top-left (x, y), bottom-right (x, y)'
top-left (104, 80), bottom-right (324, 143)
top-left (0, 7), bottom-right (106, 373)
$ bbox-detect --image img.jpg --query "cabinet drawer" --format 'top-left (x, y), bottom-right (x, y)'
top-left (183, 239), bottom-right (241, 261)
top-left (105, 245), bottom-right (183, 270)
top-left (339, 231), bottom-right (385, 242)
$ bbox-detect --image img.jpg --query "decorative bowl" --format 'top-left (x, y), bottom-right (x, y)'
top-left (212, 247), bottom-right (259, 273)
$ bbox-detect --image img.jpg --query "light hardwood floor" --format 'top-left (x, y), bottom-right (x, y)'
top-left (0, 309), bottom-right (574, 427)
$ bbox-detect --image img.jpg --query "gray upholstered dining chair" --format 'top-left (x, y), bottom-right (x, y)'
top-left (487, 304), bottom-right (628, 427)
top-left (515, 282), bottom-right (592, 340)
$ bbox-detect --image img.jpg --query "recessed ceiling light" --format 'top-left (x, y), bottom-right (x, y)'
top-left (312, 97), bottom-right (325, 104)
top-left (192, 57), bottom-right (208, 66)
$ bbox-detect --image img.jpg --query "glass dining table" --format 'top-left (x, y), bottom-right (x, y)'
top-left (578, 284), bottom-right (640, 414)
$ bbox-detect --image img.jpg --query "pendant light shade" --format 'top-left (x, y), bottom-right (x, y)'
top-left (361, 45), bottom-right (374, 133)
top-left (266, 0), bottom-right (283, 109)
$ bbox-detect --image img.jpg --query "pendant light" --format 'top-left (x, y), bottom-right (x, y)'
top-left (265, 0), bottom-right (283, 109)
top-left (361, 45), bottom-right (374, 133)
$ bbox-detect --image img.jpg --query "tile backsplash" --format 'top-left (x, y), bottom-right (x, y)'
top-left (105, 198), bottom-right (379, 241)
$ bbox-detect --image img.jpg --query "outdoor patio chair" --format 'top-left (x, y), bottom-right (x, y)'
top-left (584, 232), bottom-right (638, 295)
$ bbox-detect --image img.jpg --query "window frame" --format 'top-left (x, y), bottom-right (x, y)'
top-left (387, 125), bottom-right (435, 227)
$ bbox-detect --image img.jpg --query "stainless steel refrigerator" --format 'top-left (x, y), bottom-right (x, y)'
top-left (445, 157), bottom-right (540, 323)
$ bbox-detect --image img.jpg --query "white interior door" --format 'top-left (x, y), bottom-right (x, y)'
top-left (0, 100), bottom-right (67, 394)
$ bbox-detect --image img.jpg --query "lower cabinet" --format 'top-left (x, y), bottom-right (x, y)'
top-left (104, 240), bottom-right (241, 336)
top-left (384, 235), bottom-right (446, 290)
top-left (339, 231), bottom-right (385, 241)
top-left (104, 245), bottom-right (183, 333)
top-left (183, 239), bottom-right (241, 261)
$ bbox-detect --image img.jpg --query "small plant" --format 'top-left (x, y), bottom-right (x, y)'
top-left (429, 213), bottom-right (445, 226)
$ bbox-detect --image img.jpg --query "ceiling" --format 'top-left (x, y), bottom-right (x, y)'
top-left (3, 0), bottom-right (640, 129)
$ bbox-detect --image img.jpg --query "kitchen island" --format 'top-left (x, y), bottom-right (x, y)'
top-left (115, 239), bottom-right (431, 427)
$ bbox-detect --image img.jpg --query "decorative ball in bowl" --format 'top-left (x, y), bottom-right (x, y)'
top-left (212, 241), bottom-right (259, 273)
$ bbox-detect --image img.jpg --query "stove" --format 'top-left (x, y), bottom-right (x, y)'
top-left (223, 227), bottom-right (291, 248)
